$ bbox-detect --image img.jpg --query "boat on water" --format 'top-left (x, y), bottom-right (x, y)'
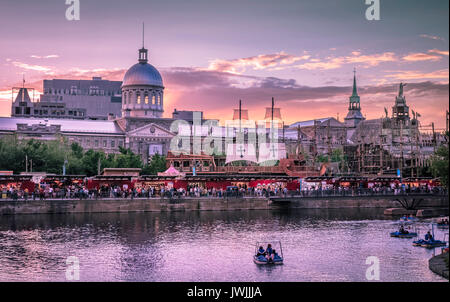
top-left (412, 239), bottom-right (447, 248)
top-left (253, 241), bottom-right (284, 265)
top-left (399, 215), bottom-right (418, 223)
top-left (390, 231), bottom-right (418, 238)
top-left (436, 217), bottom-right (449, 229)
top-left (390, 222), bottom-right (417, 238)
top-left (412, 224), bottom-right (447, 248)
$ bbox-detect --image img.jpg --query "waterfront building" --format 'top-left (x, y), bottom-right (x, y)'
top-left (12, 78), bottom-right (122, 120)
top-left (345, 82), bottom-right (447, 176)
top-left (121, 44), bottom-right (164, 118)
top-left (2, 41), bottom-right (175, 164)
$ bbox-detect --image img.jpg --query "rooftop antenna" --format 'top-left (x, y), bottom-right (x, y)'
top-left (138, 22), bottom-right (148, 64)
top-left (22, 74), bottom-right (25, 101)
top-left (239, 99), bottom-right (242, 133)
top-left (271, 97), bottom-right (274, 123)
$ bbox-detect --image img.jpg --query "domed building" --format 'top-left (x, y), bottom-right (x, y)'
top-left (121, 44), bottom-right (164, 118)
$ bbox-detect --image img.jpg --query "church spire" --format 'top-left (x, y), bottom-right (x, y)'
top-left (352, 68), bottom-right (358, 96)
top-left (344, 69), bottom-right (365, 128)
top-left (138, 22), bottom-right (148, 64)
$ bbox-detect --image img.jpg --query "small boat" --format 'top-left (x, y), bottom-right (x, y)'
top-left (436, 218), bottom-right (449, 229)
top-left (399, 216), bottom-right (418, 223)
top-left (412, 223), bottom-right (447, 248)
top-left (390, 231), bottom-right (418, 238)
top-left (391, 222), bottom-right (417, 238)
top-left (253, 241), bottom-right (284, 265)
top-left (412, 239), bottom-right (447, 249)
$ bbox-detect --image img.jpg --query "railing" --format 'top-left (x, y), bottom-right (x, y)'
top-left (1, 187), bottom-right (447, 201)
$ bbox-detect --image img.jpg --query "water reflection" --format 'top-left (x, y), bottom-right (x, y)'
top-left (0, 208), bottom-right (447, 282)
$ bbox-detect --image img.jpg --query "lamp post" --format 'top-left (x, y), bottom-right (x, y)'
top-left (63, 159), bottom-right (68, 176)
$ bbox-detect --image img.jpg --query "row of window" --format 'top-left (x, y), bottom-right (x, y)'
top-left (123, 91), bottom-right (162, 106)
top-left (70, 137), bottom-right (124, 148)
top-left (45, 87), bottom-right (121, 96)
top-left (14, 107), bottom-right (84, 117)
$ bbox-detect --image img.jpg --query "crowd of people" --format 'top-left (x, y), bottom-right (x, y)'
top-left (0, 181), bottom-right (447, 201)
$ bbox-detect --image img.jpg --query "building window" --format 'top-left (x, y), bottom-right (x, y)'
top-left (145, 94), bottom-right (149, 104)
top-left (103, 140), bottom-right (107, 148)
top-left (118, 140), bottom-right (123, 147)
top-left (89, 86), bottom-right (99, 95)
top-left (95, 140), bottom-right (99, 147)
top-left (111, 140), bottom-right (115, 148)
top-left (137, 94), bottom-right (141, 104)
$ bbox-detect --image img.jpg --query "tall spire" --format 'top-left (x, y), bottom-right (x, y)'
top-left (352, 67), bottom-right (358, 96)
top-left (138, 22), bottom-right (148, 64)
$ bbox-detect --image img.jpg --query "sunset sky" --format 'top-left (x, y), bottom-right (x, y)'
top-left (0, 0), bottom-right (448, 130)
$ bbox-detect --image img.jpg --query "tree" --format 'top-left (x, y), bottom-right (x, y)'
top-left (430, 132), bottom-right (449, 188)
top-left (114, 147), bottom-right (143, 168)
top-left (0, 135), bottom-right (25, 173)
top-left (81, 149), bottom-right (109, 176)
top-left (142, 153), bottom-right (166, 175)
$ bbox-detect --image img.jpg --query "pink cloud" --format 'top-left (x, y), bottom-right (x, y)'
top-left (207, 51), bottom-right (309, 74)
top-left (428, 49), bottom-right (449, 56)
top-left (30, 55), bottom-right (59, 59)
top-left (12, 61), bottom-right (54, 74)
top-left (385, 69), bottom-right (449, 80)
top-left (402, 52), bottom-right (442, 62)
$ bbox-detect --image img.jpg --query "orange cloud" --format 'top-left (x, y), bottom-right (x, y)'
top-left (385, 69), bottom-right (449, 80)
top-left (402, 52), bottom-right (442, 62)
top-left (207, 51), bottom-right (310, 74)
top-left (345, 52), bottom-right (397, 66)
top-left (428, 49), bottom-right (449, 56)
top-left (296, 52), bottom-right (397, 70)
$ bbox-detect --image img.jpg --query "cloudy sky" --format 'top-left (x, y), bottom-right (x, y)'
top-left (0, 0), bottom-right (448, 129)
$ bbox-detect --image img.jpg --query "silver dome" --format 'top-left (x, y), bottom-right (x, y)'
top-left (122, 63), bottom-right (164, 87)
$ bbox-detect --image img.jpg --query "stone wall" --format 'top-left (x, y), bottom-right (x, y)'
top-left (0, 197), bottom-right (270, 215)
top-left (0, 194), bottom-right (447, 215)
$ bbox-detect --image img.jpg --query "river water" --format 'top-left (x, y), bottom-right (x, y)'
top-left (0, 208), bottom-right (447, 282)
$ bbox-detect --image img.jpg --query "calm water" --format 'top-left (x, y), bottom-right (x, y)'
top-left (0, 208), bottom-right (447, 282)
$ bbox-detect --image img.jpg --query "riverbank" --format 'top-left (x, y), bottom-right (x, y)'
top-left (429, 253), bottom-right (449, 280)
top-left (0, 194), bottom-right (447, 215)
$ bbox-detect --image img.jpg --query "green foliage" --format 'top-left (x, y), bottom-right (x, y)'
top-left (142, 153), bottom-right (167, 175)
top-left (430, 136), bottom-right (449, 188)
top-left (0, 137), bottom-right (162, 177)
top-left (330, 148), bottom-right (343, 163)
top-left (115, 147), bottom-right (143, 168)
top-left (316, 154), bottom-right (329, 163)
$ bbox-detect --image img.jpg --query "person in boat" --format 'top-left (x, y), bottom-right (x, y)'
top-left (265, 244), bottom-right (273, 258)
top-left (272, 250), bottom-right (283, 262)
top-left (399, 225), bottom-right (409, 234)
top-left (256, 254), bottom-right (268, 262)
top-left (256, 246), bottom-right (265, 256)
top-left (425, 231), bottom-right (433, 241)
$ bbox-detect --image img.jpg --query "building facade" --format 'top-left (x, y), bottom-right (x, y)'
top-left (12, 77), bottom-right (122, 120)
